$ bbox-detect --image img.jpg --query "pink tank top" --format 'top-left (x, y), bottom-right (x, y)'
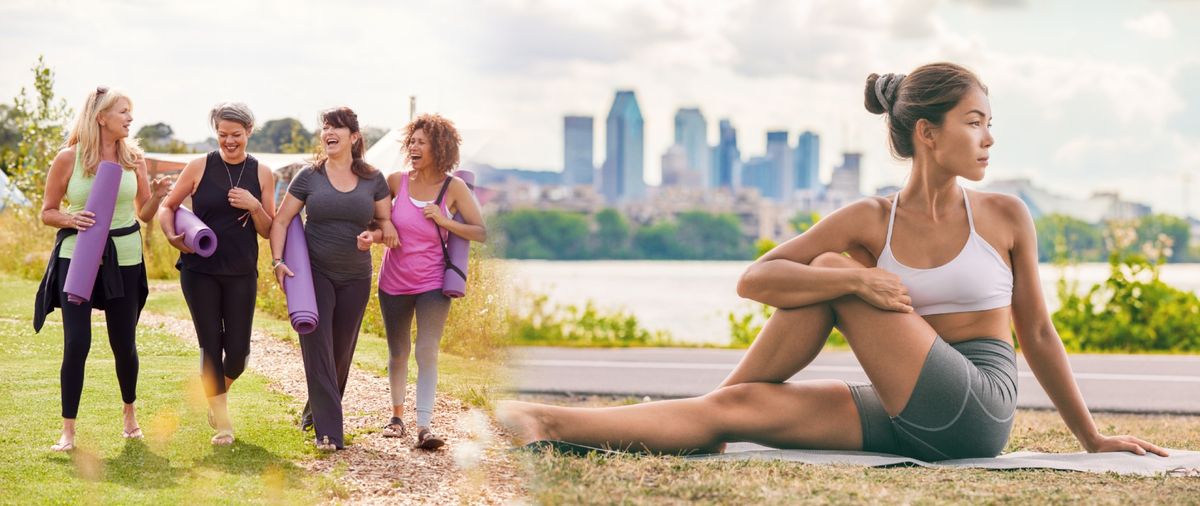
top-left (378, 173), bottom-right (450, 295)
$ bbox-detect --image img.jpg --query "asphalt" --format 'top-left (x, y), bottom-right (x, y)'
top-left (511, 346), bottom-right (1200, 414)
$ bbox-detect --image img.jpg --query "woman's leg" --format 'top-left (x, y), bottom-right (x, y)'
top-left (498, 380), bottom-right (862, 454)
top-left (105, 264), bottom-right (144, 436)
top-left (719, 304), bottom-right (834, 387)
top-left (379, 292), bottom-right (417, 419)
top-left (413, 291), bottom-right (451, 430)
top-left (181, 270), bottom-right (226, 397)
top-left (299, 271), bottom-right (343, 448)
top-left (56, 258), bottom-right (91, 449)
top-left (219, 274), bottom-right (257, 389)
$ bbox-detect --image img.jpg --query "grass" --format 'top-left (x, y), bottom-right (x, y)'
top-left (0, 274), bottom-right (322, 504)
top-left (515, 395), bottom-right (1200, 505)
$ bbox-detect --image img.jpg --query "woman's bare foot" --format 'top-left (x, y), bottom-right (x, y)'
top-left (495, 400), bottom-right (550, 444)
top-left (51, 432), bottom-right (75, 452)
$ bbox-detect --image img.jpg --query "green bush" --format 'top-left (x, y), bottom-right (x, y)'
top-left (509, 294), bottom-right (676, 347)
top-left (728, 303), bottom-right (847, 349)
top-left (1053, 231), bottom-right (1200, 352)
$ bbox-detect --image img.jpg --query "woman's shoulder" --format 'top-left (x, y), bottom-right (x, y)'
top-left (54, 147), bottom-right (77, 164)
top-left (968, 189), bottom-right (1030, 223)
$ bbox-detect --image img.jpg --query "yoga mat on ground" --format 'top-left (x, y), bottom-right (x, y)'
top-left (63, 161), bottom-right (122, 305)
top-left (442, 169), bottom-right (475, 298)
top-left (523, 441), bottom-right (1200, 477)
top-left (283, 215), bottom-right (318, 334)
top-left (174, 206), bottom-right (217, 257)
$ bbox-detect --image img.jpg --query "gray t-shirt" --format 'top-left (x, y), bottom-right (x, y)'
top-left (288, 165), bottom-right (390, 280)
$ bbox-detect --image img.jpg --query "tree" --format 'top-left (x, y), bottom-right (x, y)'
top-left (250, 118), bottom-right (312, 153)
top-left (789, 211), bottom-right (821, 235)
top-left (1, 56), bottom-right (72, 209)
top-left (633, 221), bottom-right (685, 259)
top-left (135, 122), bottom-right (190, 153)
top-left (1034, 214), bottom-right (1103, 263)
top-left (494, 209), bottom-right (589, 259)
top-left (0, 104), bottom-right (20, 171)
top-left (1134, 214), bottom-right (1190, 263)
top-left (675, 211), bottom-right (750, 260)
top-left (362, 126), bottom-right (389, 150)
top-left (591, 208), bottom-right (631, 259)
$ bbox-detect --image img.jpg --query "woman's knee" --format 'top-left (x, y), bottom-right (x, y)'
top-left (810, 251), bottom-right (861, 269)
top-left (705, 383), bottom-right (766, 411)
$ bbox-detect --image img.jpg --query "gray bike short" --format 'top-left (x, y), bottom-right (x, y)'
top-left (846, 337), bottom-right (1017, 461)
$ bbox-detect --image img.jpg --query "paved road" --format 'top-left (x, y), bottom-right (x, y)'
top-left (512, 347), bottom-right (1200, 414)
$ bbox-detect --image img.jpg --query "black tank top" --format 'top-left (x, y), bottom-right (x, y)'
top-left (178, 151), bottom-right (261, 276)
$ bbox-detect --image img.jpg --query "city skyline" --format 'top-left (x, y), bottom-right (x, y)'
top-left (3, 1), bottom-right (1198, 214)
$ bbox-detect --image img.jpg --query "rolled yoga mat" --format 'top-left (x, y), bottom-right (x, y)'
top-left (283, 215), bottom-right (319, 334)
top-left (63, 161), bottom-right (123, 305)
top-left (442, 169), bottom-right (475, 298)
top-left (174, 206), bottom-right (217, 257)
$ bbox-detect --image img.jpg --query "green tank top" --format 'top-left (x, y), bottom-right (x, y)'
top-left (57, 150), bottom-right (142, 266)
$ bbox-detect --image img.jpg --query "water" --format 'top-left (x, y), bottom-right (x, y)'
top-left (504, 260), bottom-right (1200, 345)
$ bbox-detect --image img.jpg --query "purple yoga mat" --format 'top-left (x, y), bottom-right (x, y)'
top-left (283, 215), bottom-right (319, 334)
top-left (63, 161), bottom-right (123, 305)
top-left (442, 170), bottom-right (474, 298)
top-left (174, 206), bottom-right (217, 257)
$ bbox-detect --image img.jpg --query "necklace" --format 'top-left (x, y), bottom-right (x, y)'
top-left (221, 153), bottom-right (252, 227)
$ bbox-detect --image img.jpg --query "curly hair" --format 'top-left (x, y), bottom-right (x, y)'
top-left (403, 113), bottom-right (461, 175)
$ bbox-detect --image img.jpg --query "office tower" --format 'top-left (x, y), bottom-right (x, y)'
top-left (601, 90), bottom-right (645, 203)
top-left (563, 116), bottom-right (594, 186)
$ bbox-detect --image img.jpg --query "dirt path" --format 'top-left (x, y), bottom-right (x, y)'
top-left (141, 314), bottom-right (524, 504)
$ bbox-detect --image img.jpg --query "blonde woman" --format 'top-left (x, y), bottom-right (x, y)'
top-left (35, 86), bottom-right (170, 452)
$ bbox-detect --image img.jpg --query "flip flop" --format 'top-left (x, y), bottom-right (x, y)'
top-left (50, 441), bottom-right (75, 452)
top-left (122, 427), bottom-right (144, 439)
top-left (211, 430), bottom-right (235, 446)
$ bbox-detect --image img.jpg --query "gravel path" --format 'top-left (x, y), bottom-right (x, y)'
top-left (141, 313), bottom-right (524, 504)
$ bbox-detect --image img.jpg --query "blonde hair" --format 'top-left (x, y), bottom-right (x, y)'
top-left (65, 86), bottom-right (143, 176)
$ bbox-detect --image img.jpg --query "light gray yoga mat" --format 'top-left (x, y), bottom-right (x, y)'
top-left (526, 441), bottom-right (1200, 477)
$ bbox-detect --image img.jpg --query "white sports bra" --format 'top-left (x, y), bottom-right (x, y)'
top-left (875, 187), bottom-right (1013, 316)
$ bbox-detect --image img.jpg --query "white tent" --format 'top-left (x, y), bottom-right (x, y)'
top-left (0, 171), bottom-right (30, 211)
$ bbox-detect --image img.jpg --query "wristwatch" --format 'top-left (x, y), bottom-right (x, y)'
top-left (271, 258), bottom-right (285, 269)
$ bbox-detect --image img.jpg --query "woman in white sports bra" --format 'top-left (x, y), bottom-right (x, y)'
top-left (496, 62), bottom-right (1166, 460)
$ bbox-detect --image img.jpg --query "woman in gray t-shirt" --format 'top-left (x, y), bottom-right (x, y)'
top-left (269, 106), bottom-right (396, 451)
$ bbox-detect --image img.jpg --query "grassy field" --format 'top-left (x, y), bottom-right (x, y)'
top-left (514, 395), bottom-right (1200, 505)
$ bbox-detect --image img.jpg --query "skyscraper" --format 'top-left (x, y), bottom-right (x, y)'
top-left (795, 131), bottom-right (820, 190)
top-left (601, 91), bottom-right (645, 203)
top-left (766, 130), bottom-right (792, 200)
top-left (563, 116), bottom-right (594, 186)
top-left (714, 119), bottom-right (740, 189)
top-left (828, 152), bottom-right (863, 198)
top-left (673, 108), bottom-right (709, 187)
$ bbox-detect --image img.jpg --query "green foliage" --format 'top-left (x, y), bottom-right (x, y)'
top-left (673, 211), bottom-right (751, 260)
top-left (591, 208), bottom-right (631, 259)
top-left (754, 238), bottom-right (776, 259)
top-left (135, 122), bottom-right (192, 153)
top-left (493, 209), bottom-right (590, 259)
top-left (509, 294), bottom-right (676, 347)
top-left (1053, 230), bottom-right (1200, 352)
top-left (1035, 213), bottom-right (1104, 263)
top-left (632, 221), bottom-right (685, 259)
top-left (1133, 214), bottom-right (1189, 263)
top-left (249, 118), bottom-right (313, 153)
top-left (2, 56), bottom-right (72, 210)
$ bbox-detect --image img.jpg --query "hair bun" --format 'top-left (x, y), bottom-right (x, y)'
top-left (864, 73), bottom-right (905, 115)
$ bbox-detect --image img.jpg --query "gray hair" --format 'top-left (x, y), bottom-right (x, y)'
top-left (209, 101), bottom-right (256, 132)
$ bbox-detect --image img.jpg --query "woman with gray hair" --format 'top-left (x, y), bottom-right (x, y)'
top-left (158, 101), bottom-right (275, 445)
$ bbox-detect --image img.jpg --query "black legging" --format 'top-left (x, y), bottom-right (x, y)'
top-left (56, 258), bottom-right (141, 419)
top-left (179, 269), bottom-right (256, 397)
top-left (299, 269), bottom-right (370, 449)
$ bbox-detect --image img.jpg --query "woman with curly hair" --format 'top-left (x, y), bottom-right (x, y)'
top-left (360, 113), bottom-right (486, 449)
top-left (270, 106), bottom-right (397, 451)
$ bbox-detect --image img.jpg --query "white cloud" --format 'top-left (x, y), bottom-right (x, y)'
top-left (1124, 11), bottom-right (1174, 39)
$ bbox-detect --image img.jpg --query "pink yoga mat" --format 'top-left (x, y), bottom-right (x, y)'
top-left (283, 215), bottom-right (318, 334)
top-left (174, 206), bottom-right (217, 257)
top-left (63, 161), bottom-right (122, 305)
top-left (442, 170), bottom-right (474, 298)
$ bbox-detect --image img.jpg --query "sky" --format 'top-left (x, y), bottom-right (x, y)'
top-left (3, 0), bottom-right (1199, 215)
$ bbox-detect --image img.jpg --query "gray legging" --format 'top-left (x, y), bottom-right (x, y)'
top-left (379, 289), bottom-right (451, 428)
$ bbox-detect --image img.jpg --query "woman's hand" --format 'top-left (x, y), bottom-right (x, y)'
top-left (167, 231), bottom-right (195, 254)
top-left (854, 267), bottom-right (913, 313)
top-left (274, 262), bottom-right (295, 294)
top-left (228, 187), bottom-right (262, 212)
top-left (1086, 434), bottom-right (1168, 457)
top-left (422, 204), bottom-right (449, 227)
top-left (150, 175), bottom-right (172, 199)
top-left (357, 231), bottom-right (374, 251)
top-left (70, 211), bottom-right (96, 232)
top-left (379, 221), bottom-right (400, 248)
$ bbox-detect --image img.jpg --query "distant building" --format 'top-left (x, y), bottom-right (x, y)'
top-left (984, 178), bottom-right (1152, 223)
top-left (766, 130), bottom-right (792, 200)
top-left (794, 131), bottom-right (820, 191)
top-left (673, 108), bottom-right (709, 187)
top-left (601, 91), bottom-right (645, 203)
top-left (661, 145), bottom-right (700, 187)
top-left (713, 119), bottom-right (740, 189)
top-left (563, 116), bottom-right (594, 186)
top-left (827, 152), bottom-right (862, 199)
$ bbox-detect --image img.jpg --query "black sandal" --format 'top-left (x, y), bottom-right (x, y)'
top-left (383, 417), bottom-right (406, 438)
top-left (415, 427), bottom-right (445, 450)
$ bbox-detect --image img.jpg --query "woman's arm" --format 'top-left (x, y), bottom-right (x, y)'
top-left (427, 177), bottom-right (487, 243)
top-left (247, 163), bottom-right (276, 238)
top-left (1006, 195), bottom-right (1167, 457)
top-left (737, 198), bottom-right (912, 311)
top-left (157, 157), bottom-right (204, 253)
top-left (41, 149), bottom-right (89, 230)
top-left (135, 159), bottom-right (170, 223)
